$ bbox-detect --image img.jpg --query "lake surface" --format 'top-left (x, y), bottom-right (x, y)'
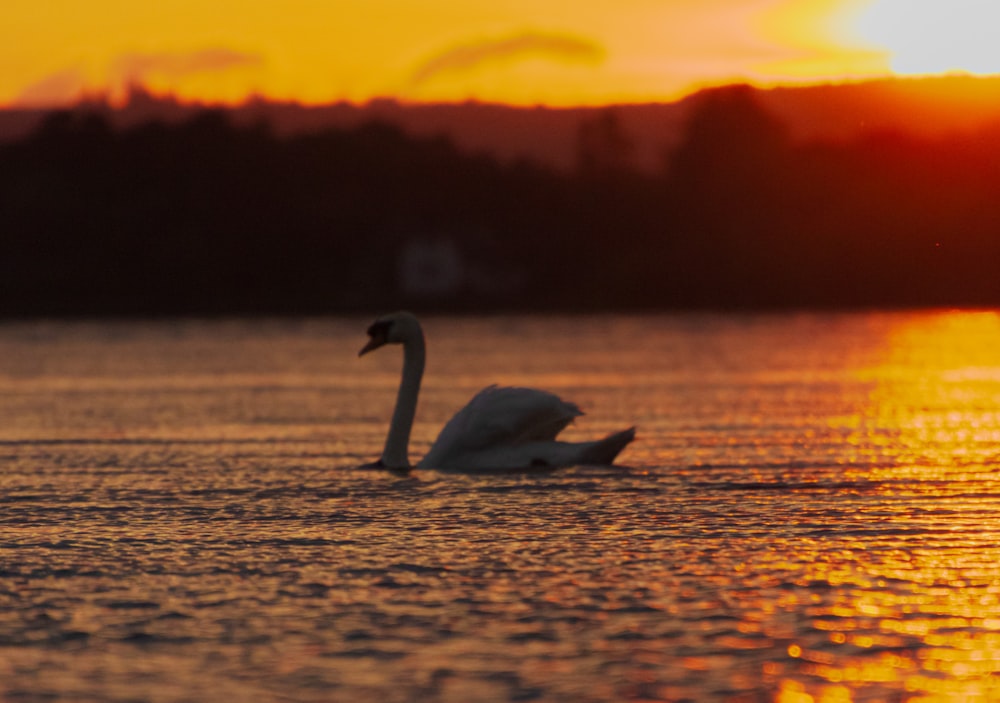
top-left (2, 311), bottom-right (1000, 702)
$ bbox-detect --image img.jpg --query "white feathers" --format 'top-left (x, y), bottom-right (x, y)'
top-left (418, 385), bottom-right (582, 469)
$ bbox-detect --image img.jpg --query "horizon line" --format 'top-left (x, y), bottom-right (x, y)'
top-left (7, 71), bottom-right (1000, 113)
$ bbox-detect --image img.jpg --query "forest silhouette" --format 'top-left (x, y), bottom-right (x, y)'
top-left (1, 84), bottom-right (999, 316)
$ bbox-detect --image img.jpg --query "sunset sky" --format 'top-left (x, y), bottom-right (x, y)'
top-left (4, 0), bottom-right (1000, 108)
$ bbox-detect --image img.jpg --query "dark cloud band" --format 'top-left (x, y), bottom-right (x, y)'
top-left (411, 31), bottom-right (604, 85)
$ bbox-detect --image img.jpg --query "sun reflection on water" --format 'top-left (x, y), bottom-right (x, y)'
top-left (758, 311), bottom-right (1000, 702)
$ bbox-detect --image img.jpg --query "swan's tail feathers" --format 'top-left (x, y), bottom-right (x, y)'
top-left (580, 426), bottom-right (636, 466)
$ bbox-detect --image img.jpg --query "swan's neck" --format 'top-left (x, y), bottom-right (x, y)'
top-left (382, 330), bottom-right (425, 468)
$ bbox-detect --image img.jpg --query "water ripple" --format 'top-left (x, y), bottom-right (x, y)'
top-left (2, 313), bottom-right (1000, 701)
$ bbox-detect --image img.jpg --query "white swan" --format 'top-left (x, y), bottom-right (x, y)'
top-left (359, 311), bottom-right (635, 471)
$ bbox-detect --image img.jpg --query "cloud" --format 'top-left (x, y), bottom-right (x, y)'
top-left (411, 31), bottom-right (605, 85)
top-left (11, 49), bottom-right (264, 106)
top-left (111, 48), bottom-right (263, 87)
top-left (14, 68), bottom-right (88, 107)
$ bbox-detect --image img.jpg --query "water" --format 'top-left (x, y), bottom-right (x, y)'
top-left (2, 312), bottom-right (1000, 702)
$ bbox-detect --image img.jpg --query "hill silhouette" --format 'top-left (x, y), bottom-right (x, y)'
top-left (2, 79), bottom-right (1000, 315)
top-left (5, 75), bottom-right (1000, 172)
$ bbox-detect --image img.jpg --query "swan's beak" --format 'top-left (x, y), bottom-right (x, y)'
top-left (358, 333), bottom-right (386, 357)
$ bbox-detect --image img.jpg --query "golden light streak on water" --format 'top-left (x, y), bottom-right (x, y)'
top-left (760, 311), bottom-right (1000, 701)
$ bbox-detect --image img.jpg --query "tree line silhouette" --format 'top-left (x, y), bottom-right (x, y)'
top-left (1, 84), bottom-right (999, 316)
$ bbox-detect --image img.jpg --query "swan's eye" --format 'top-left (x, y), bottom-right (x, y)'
top-left (367, 320), bottom-right (392, 339)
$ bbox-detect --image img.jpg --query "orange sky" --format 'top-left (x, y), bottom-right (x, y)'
top-left (3, 0), bottom-right (999, 108)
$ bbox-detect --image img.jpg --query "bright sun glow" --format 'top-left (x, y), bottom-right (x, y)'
top-left (857, 0), bottom-right (1000, 75)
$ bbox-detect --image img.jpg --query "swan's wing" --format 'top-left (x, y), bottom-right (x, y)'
top-left (419, 385), bottom-right (582, 468)
top-left (438, 384), bottom-right (582, 447)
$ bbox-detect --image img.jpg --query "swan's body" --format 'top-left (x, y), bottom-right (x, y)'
top-left (359, 311), bottom-right (635, 471)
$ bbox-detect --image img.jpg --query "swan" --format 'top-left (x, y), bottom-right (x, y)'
top-left (359, 311), bottom-right (635, 471)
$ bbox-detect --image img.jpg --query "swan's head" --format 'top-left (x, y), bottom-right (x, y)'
top-left (359, 311), bottom-right (423, 356)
